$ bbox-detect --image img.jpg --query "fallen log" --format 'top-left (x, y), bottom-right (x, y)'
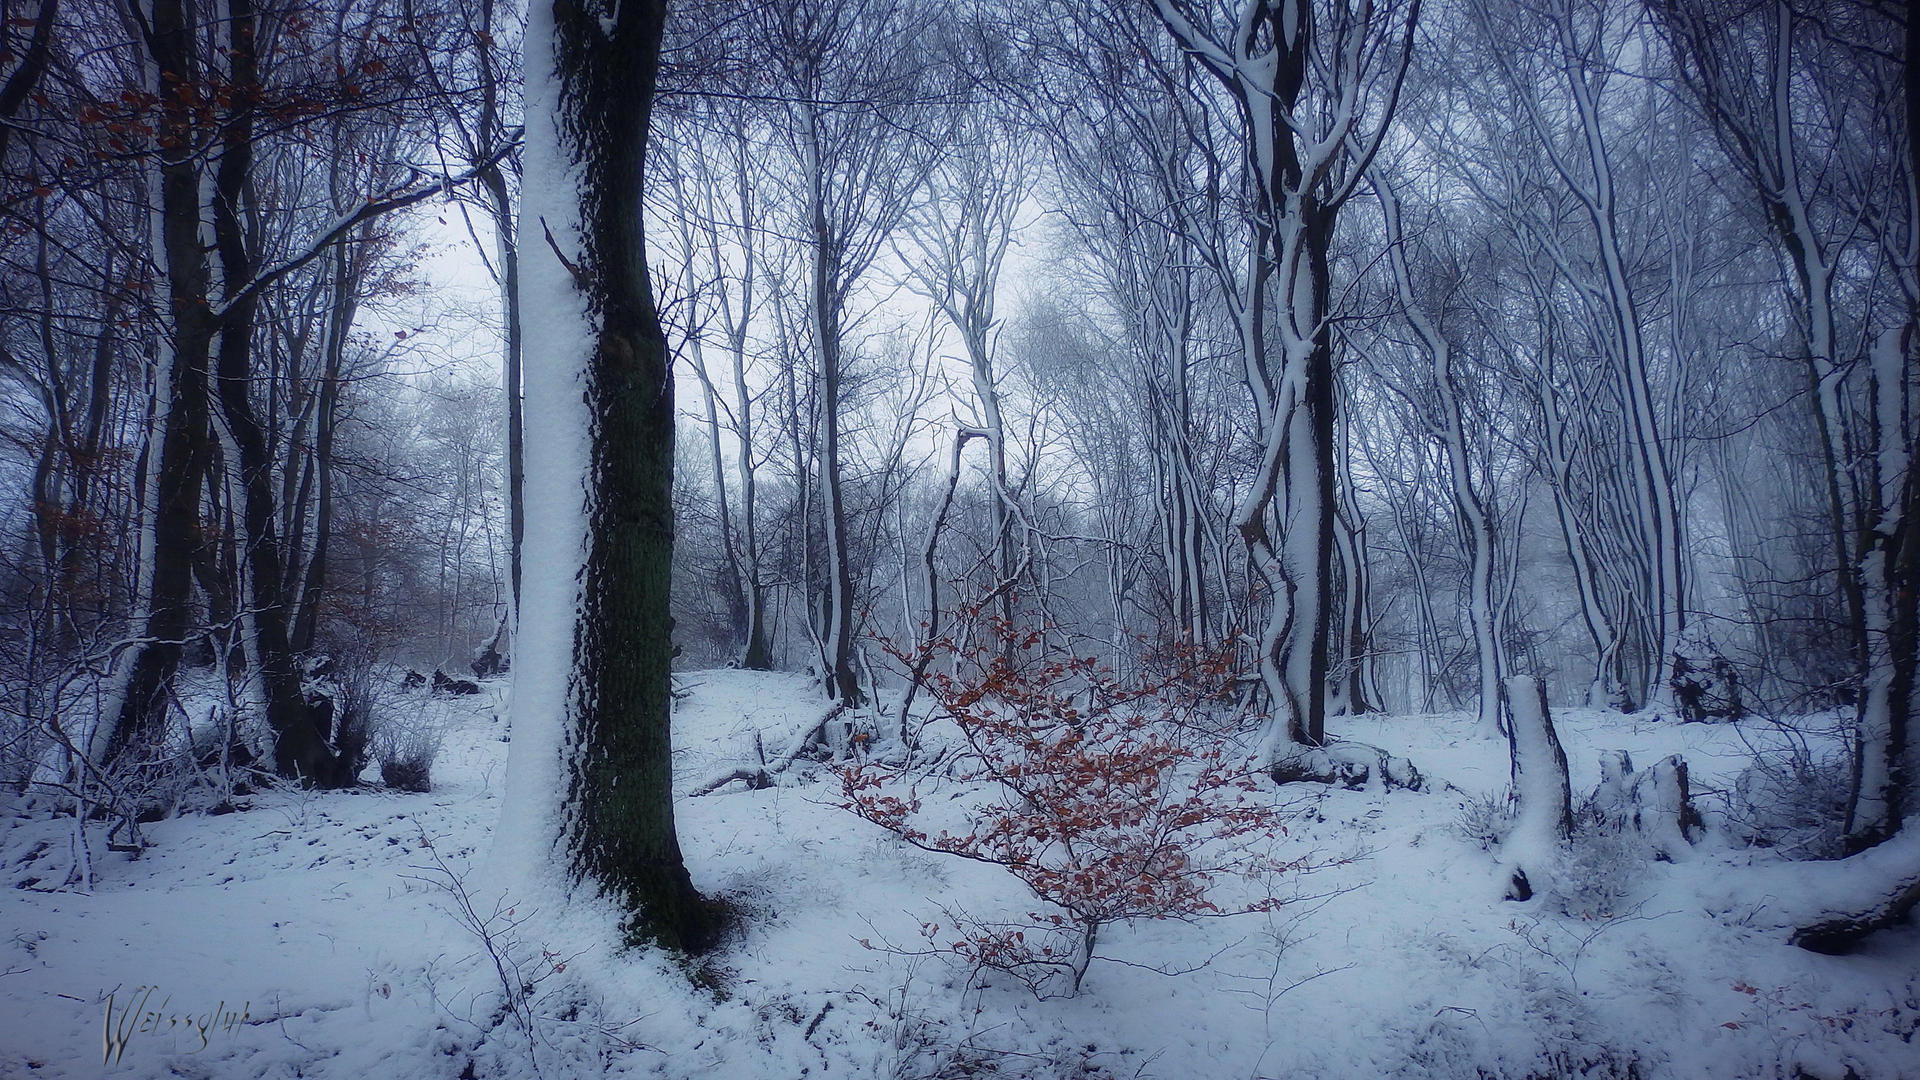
top-left (1788, 831), bottom-right (1920, 954)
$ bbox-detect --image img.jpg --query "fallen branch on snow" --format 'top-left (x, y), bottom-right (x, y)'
top-left (692, 703), bottom-right (847, 796)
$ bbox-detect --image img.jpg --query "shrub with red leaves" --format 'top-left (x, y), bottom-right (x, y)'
top-left (843, 619), bottom-right (1302, 997)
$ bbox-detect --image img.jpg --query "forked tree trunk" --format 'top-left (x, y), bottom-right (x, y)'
top-left (897, 429), bottom-right (981, 727)
top-left (208, 0), bottom-right (346, 785)
top-left (288, 241), bottom-right (353, 658)
top-left (801, 101), bottom-right (863, 706)
top-left (1153, 0), bottom-right (1416, 759)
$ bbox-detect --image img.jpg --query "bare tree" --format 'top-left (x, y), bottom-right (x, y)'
top-left (903, 102), bottom-right (1032, 647)
top-left (1367, 173), bottom-right (1508, 739)
top-left (656, 106), bottom-right (778, 669)
top-left (1151, 0), bottom-right (1418, 769)
top-left (1650, 0), bottom-right (1915, 855)
top-left (1460, 0), bottom-right (1686, 712)
top-left (758, 0), bottom-right (947, 704)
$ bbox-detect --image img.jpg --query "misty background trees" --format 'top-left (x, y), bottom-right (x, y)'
top-left (0, 0), bottom-right (1912, 931)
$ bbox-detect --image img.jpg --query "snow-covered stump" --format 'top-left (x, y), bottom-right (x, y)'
top-left (1591, 750), bottom-right (1703, 861)
top-left (1665, 627), bottom-right (1745, 723)
top-left (1501, 676), bottom-right (1572, 901)
top-left (1593, 749), bottom-right (1634, 816)
top-left (469, 613), bottom-right (511, 679)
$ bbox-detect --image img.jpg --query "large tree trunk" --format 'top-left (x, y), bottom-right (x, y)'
top-left (1839, 8), bottom-right (1919, 853)
top-left (816, 318), bottom-right (861, 705)
top-left (1153, 0), bottom-right (1416, 758)
top-left (529, 0), bottom-right (715, 952)
top-left (99, 0), bottom-right (217, 768)
top-left (1287, 239), bottom-right (1339, 747)
top-left (1843, 328), bottom-right (1916, 851)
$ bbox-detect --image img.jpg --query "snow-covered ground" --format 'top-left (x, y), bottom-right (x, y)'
top-left (3, 670), bottom-right (1915, 1078)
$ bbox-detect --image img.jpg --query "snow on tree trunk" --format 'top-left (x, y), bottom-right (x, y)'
top-left (470, 611), bottom-right (511, 678)
top-left (490, 0), bottom-right (594, 909)
top-left (683, 306), bottom-right (751, 654)
top-left (725, 137), bottom-right (772, 672)
top-left (797, 96), bottom-right (865, 708)
top-left (1534, 377), bottom-right (1630, 712)
top-left (1843, 326), bottom-right (1916, 853)
top-left (1789, 827), bottom-right (1920, 954)
top-left (1331, 412), bottom-right (1378, 716)
top-left (1593, 749), bottom-right (1634, 820)
top-left (1150, 0), bottom-right (1417, 764)
top-left (1543, 0), bottom-right (1686, 714)
top-left (94, 0), bottom-right (220, 771)
top-left (205, 2), bottom-right (347, 784)
top-left (1501, 676), bottom-right (1572, 901)
top-left (1376, 176), bottom-right (1505, 740)
top-left (1632, 756), bottom-right (1702, 861)
top-left (495, 0), bottom-right (713, 952)
top-left (813, 242), bottom-right (860, 707)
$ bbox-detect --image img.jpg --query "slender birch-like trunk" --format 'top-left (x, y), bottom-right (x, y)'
top-left (1377, 178), bottom-right (1506, 738)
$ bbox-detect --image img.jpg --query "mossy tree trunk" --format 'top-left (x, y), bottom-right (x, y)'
top-left (546, 0), bottom-right (717, 953)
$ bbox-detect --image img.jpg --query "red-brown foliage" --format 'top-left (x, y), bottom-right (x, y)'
top-left (843, 618), bottom-right (1302, 996)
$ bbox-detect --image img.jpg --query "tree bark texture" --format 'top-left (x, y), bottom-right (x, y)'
top-left (547, 0), bottom-right (716, 952)
top-left (103, 0), bottom-right (220, 767)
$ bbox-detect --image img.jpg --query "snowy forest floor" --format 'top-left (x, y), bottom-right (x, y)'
top-left (3, 669), bottom-right (1917, 1079)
